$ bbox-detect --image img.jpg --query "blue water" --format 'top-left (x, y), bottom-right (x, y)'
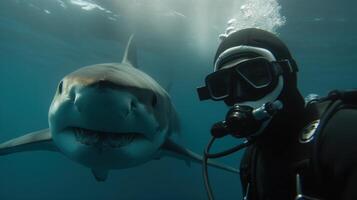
top-left (1, 0), bottom-right (357, 199)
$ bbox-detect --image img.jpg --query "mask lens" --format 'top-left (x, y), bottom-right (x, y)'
top-left (236, 58), bottom-right (272, 88)
top-left (205, 69), bottom-right (232, 100)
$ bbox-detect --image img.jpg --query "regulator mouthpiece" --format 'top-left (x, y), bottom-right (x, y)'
top-left (210, 100), bottom-right (283, 138)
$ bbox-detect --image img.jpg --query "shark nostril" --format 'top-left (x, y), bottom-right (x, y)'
top-left (125, 100), bottom-right (137, 118)
top-left (130, 100), bottom-right (137, 110)
top-left (68, 89), bottom-right (76, 102)
top-left (73, 94), bottom-right (82, 113)
top-left (127, 101), bottom-right (132, 113)
top-left (74, 101), bottom-right (82, 113)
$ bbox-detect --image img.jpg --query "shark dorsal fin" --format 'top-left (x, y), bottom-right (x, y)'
top-left (121, 34), bottom-right (138, 67)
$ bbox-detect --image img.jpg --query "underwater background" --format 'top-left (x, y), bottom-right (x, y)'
top-left (0, 0), bottom-right (357, 199)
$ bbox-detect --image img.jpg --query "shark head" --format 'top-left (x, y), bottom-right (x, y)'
top-left (48, 36), bottom-right (179, 170)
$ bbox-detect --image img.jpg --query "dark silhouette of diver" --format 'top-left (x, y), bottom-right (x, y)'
top-left (197, 28), bottom-right (357, 200)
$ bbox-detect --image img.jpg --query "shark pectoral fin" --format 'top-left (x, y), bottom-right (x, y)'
top-left (91, 169), bottom-right (109, 182)
top-left (161, 139), bottom-right (239, 174)
top-left (0, 128), bottom-right (57, 156)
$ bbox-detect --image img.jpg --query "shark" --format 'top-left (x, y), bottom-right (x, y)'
top-left (0, 35), bottom-right (238, 181)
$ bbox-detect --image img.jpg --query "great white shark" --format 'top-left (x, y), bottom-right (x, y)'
top-left (0, 35), bottom-right (238, 181)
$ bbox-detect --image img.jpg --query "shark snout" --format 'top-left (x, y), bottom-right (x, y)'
top-left (73, 82), bottom-right (137, 123)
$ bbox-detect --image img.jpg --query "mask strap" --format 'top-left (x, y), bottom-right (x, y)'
top-left (197, 86), bottom-right (210, 101)
top-left (274, 59), bottom-right (298, 74)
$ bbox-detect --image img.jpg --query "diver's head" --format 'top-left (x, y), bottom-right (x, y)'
top-left (197, 28), bottom-right (305, 138)
top-left (198, 28), bottom-right (303, 112)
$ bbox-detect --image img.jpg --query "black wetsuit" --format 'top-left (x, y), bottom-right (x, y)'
top-left (240, 99), bottom-right (357, 200)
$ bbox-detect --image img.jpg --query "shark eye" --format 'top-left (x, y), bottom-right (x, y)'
top-left (58, 81), bottom-right (63, 94)
top-left (151, 94), bottom-right (157, 107)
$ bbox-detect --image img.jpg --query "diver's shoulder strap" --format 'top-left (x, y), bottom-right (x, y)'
top-left (291, 89), bottom-right (357, 198)
top-left (295, 89), bottom-right (357, 163)
top-left (288, 97), bottom-right (334, 199)
top-left (306, 89), bottom-right (357, 169)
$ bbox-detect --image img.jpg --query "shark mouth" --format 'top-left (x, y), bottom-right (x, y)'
top-left (73, 127), bottom-right (141, 148)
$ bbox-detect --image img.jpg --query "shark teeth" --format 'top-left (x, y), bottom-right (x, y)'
top-left (73, 127), bottom-right (137, 148)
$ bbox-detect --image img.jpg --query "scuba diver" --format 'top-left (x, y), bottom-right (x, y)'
top-left (196, 28), bottom-right (357, 200)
